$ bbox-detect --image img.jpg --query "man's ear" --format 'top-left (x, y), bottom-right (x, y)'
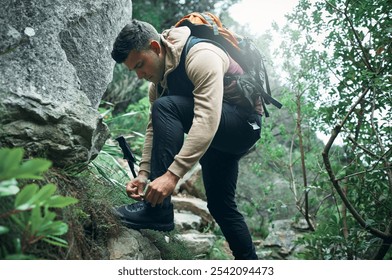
top-left (150, 40), bottom-right (161, 55)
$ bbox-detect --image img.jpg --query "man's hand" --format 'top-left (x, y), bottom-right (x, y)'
top-left (126, 171), bottom-right (149, 201)
top-left (145, 171), bottom-right (179, 207)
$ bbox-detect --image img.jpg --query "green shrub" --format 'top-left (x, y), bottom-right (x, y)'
top-left (0, 148), bottom-right (78, 259)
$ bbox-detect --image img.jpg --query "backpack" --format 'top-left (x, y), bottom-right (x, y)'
top-left (175, 12), bottom-right (282, 117)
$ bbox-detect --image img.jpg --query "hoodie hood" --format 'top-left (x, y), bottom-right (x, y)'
top-left (159, 26), bottom-right (191, 89)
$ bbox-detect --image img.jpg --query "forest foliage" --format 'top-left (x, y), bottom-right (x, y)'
top-left (274, 0), bottom-right (391, 259)
top-left (1, 0), bottom-right (390, 260)
top-left (102, 0), bottom-right (391, 259)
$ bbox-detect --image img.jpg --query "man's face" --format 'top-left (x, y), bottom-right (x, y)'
top-left (124, 41), bottom-right (165, 85)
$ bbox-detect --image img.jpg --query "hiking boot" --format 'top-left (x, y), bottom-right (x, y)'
top-left (114, 201), bottom-right (175, 232)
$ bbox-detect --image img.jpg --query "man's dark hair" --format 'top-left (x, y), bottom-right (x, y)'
top-left (111, 19), bottom-right (160, 63)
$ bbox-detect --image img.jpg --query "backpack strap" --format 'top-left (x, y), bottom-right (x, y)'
top-left (241, 38), bottom-right (283, 110)
top-left (184, 35), bottom-right (224, 56)
top-left (259, 57), bottom-right (282, 109)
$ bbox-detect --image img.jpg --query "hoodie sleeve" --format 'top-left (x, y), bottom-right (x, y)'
top-left (138, 83), bottom-right (157, 175)
top-left (168, 42), bottom-right (230, 178)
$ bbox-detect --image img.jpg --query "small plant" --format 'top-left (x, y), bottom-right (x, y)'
top-left (0, 148), bottom-right (78, 259)
top-left (141, 229), bottom-right (195, 260)
top-left (208, 237), bottom-right (233, 260)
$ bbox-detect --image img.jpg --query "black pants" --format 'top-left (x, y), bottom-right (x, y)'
top-left (150, 95), bottom-right (261, 260)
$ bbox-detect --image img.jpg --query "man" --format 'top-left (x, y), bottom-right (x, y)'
top-left (111, 19), bottom-right (261, 260)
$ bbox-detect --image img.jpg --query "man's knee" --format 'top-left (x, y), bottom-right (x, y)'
top-left (151, 96), bottom-right (194, 131)
top-left (207, 200), bottom-right (239, 222)
top-left (151, 96), bottom-right (170, 116)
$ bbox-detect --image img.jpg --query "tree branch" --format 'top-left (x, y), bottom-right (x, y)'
top-left (322, 87), bottom-right (392, 240)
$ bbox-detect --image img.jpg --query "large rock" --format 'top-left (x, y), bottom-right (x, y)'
top-left (175, 230), bottom-right (216, 257)
top-left (108, 229), bottom-right (161, 260)
top-left (174, 210), bottom-right (203, 231)
top-left (256, 219), bottom-right (306, 259)
top-left (172, 195), bottom-right (215, 229)
top-left (0, 0), bottom-right (132, 166)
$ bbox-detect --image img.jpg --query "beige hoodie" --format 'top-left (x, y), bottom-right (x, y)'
top-left (139, 26), bottom-right (231, 178)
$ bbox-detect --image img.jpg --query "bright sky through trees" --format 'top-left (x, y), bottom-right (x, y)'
top-left (229, 0), bottom-right (300, 35)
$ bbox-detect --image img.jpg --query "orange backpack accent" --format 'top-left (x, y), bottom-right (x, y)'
top-left (175, 12), bottom-right (240, 51)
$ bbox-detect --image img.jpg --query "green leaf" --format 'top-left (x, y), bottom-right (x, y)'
top-left (39, 210), bottom-right (56, 230)
top-left (365, 219), bottom-right (376, 227)
top-left (33, 184), bottom-right (57, 205)
top-left (15, 159), bottom-right (52, 179)
top-left (0, 148), bottom-right (24, 180)
top-left (0, 179), bottom-right (20, 197)
top-left (0, 225), bottom-right (9, 235)
top-left (47, 196), bottom-right (79, 208)
top-left (40, 221), bottom-right (68, 236)
top-left (14, 184), bottom-right (39, 210)
top-left (10, 213), bottom-right (28, 229)
top-left (30, 206), bottom-right (43, 234)
top-left (42, 236), bottom-right (68, 248)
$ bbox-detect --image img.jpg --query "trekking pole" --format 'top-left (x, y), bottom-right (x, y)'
top-left (115, 136), bottom-right (137, 178)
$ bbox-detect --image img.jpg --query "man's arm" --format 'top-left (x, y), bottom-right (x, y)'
top-left (138, 83), bottom-right (157, 176)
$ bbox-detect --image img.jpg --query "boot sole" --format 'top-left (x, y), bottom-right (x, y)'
top-left (120, 219), bottom-right (175, 232)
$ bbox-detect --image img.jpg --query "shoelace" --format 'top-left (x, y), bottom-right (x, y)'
top-left (125, 201), bottom-right (146, 212)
